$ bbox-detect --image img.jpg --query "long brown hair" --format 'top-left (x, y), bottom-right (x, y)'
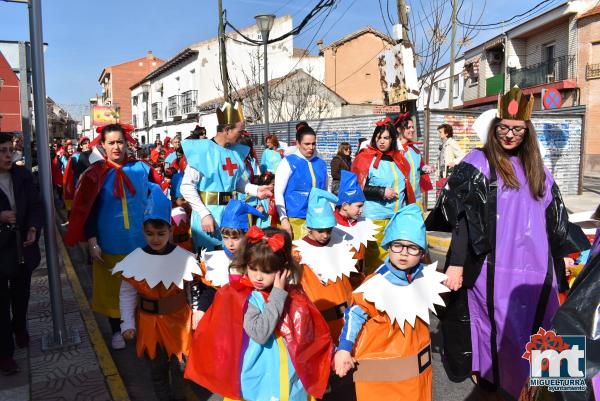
top-left (230, 227), bottom-right (301, 283)
top-left (483, 118), bottom-right (546, 200)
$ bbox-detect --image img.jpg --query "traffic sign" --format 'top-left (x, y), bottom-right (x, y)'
top-left (542, 88), bottom-right (562, 110)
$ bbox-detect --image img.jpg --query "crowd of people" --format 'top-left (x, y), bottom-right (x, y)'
top-left (0, 85), bottom-right (598, 401)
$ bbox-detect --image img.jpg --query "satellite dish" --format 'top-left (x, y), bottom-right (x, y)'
top-left (507, 56), bottom-right (519, 69)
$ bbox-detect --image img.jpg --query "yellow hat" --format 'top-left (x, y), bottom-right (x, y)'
top-left (498, 86), bottom-right (534, 121)
top-left (216, 101), bottom-right (245, 125)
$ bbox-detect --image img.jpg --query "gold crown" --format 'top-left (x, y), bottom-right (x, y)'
top-left (216, 101), bottom-right (245, 125)
top-left (498, 86), bottom-right (534, 121)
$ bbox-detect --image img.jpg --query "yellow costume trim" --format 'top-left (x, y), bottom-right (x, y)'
top-left (364, 219), bottom-right (389, 275)
top-left (120, 180), bottom-right (130, 230)
top-left (307, 160), bottom-right (317, 188)
top-left (276, 336), bottom-right (290, 401)
top-left (391, 165), bottom-right (399, 213)
top-left (288, 217), bottom-right (306, 241)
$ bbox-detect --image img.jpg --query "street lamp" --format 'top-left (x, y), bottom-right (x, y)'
top-left (255, 14), bottom-right (275, 136)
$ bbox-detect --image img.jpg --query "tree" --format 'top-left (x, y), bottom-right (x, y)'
top-left (409, 0), bottom-right (483, 109)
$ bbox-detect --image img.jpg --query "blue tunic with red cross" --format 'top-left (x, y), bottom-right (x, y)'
top-left (182, 139), bottom-right (249, 251)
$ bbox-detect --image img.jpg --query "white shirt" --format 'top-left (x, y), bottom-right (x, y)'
top-left (180, 166), bottom-right (259, 219)
top-left (274, 148), bottom-right (328, 220)
top-left (0, 171), bottom-right (15, 210)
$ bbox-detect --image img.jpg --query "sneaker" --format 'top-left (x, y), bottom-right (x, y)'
top-left (14, 329), bottom-right (30, 348)
top-left (0, 357), bottom-right (20, 375)
top-left (111, 333), bottom-right (126, 350)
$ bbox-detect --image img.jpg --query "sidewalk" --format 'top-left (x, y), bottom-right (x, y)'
top-left (0, 233), bottom-right (128, 401)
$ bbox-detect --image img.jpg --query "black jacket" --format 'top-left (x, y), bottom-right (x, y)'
top-left (0, 165), bottom-right (43, 276)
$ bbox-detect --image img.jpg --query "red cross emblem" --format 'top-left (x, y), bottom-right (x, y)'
top-left (222, 157), bottom-right (239, 177)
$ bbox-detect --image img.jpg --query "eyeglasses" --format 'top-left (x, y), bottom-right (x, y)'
top-left (389, 242), bottom-right (422, 256)
top-left (0, 147), bottom-right (14, 155)
top-left (495, 124), bottom-right (527, 137)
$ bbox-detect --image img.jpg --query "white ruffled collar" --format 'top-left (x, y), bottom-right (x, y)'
top-left (202, 249), bottom-right (239, 287)
top-left (354, 262), bottom-right (449, 332)
top-left (112, 247), bottom-right (201, 289)
top-left (293, 230), bottom-right (357, 284)
top-left (334, 217), bottom-right (380, 250)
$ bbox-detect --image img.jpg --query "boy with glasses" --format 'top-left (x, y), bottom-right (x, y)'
top-left (334, 204), bottom-right (450, 401)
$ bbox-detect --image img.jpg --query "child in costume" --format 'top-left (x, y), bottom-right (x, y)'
top-left (334, 170), bottom-right (380, 287)
top-left (255, 172), bottom-right (278, 228)
top-left (295, 187), bottom-right (357, 342)
top-left (334, 204), bottom-right (449, 401)
top-left (185, 227), bottom-right (333, 401)
top-left (113, 184), bottom-right (203, 401)
top-left (200, 199), bottom-right (263, 288)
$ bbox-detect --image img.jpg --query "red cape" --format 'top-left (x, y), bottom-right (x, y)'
top-left (51, 155), bottom-right (63, 187)
top-left (184, 281), bottom-right (333, 399)
top-left (351, 145), bottom-right (416, 204)
top-left (402, 142), bottom-right (433, 193)
top-left (64, 157), bottom-right (161, 246)
top-left (62, 156), bottom-right (76, 204)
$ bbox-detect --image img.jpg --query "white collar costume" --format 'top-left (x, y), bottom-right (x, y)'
top-left (112, 247), bottom-right (201, 290)
top-left (354, 262), bottom-right (449, 332)
top-left (293, 230), bottom-right (358, 284)
top-left (201, 249), bottom-right (239, 287)
top-left (334, 217), bottom-right (380, 252)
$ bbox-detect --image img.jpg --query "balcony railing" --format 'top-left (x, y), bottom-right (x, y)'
top-left (152, 102), bottom-right (163, 121)
top-left (181, 90), bottom-right (198, 115)
top-left (586, 63), bottom-right (600, 80)
top-left (509, 55), bottom-right (575, 89)
top-left (167, 95), bottom-right (180, 118)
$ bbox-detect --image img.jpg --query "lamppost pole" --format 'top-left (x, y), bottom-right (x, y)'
top-left (255, 14), bottom-right (275, 136)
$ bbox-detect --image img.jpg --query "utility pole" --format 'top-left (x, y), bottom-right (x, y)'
top-left (448, 0), bottom-right (458, 108)
top-left (218, 0), bottom-right (230, 102)
top-left (396, 0), bottom-right (410, 45)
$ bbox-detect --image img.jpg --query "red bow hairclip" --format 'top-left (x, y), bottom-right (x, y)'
top-left (90, 123), bottom-right (137, 147)
top-left (375, 116), bottom-right (392, 127)
top-left (246, 226), bottom-right (285, 253)
top-left (394, 112), bottom-right (411, 126)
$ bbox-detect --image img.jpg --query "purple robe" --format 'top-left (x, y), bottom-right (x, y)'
top-left (463, 149), bottom-right (560, 398)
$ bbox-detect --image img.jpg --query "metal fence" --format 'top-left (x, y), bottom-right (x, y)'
top-left (246, 107), bottom-right (584, 208)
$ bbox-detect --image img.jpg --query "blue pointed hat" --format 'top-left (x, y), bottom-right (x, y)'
top-left (381, 204), bottom-right (427, 250)
top-left (220, 199), bottom-right (264, 232)
top-left (306, 188), bottom-right (338, 229)
top-left (336, 170), bottom-right (366, 206)
top-left (144, 183), bottom-right (172, 225)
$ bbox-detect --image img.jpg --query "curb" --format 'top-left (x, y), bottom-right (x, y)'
top-left (427, 232), bottom-right (451, 252)
top-left (57, 234), bottom-right (130, 401)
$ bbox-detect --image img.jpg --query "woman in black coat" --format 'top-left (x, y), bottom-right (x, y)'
top-left (0, 132), bottom-right (43, 375)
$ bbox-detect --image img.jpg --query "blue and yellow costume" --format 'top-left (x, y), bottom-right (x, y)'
top-left (260, 148), bottom-right (284, 174)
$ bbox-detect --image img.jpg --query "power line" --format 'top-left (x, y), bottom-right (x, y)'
top-left (458, 0), bottom-right (559, 31)
top-left (457, 0), bottom-right (555, 28)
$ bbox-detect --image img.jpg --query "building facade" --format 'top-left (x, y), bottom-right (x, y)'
top-left (320, 27), bottom-right (394, 105)
top-left (98, 51), bottom-right (164, 125)
top-left (0, 50), bottom-right (21, 132)
top-left (577, 4), bottom-right (600, 172)
top-left (417, 58), bottom-right (465, 110)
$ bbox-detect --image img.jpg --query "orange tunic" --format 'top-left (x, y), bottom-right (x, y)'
top-left (351, 290), bottom-right (432, 401)
top-left (123, 278), bottom-right (192, 361)
top-left (297, 251), bottom-right (353, 343)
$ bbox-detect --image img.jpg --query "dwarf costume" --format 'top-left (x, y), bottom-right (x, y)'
top-left (338, 204), bottom-right (448, 401)
top-left (295, 188), bottom-right (356, 342)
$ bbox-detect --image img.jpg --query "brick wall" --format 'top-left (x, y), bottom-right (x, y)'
top-left (577, 12), bottom-right (600, 173)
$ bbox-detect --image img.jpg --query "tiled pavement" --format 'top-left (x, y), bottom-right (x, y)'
top-left (0, 238), bottom-right (122, 401)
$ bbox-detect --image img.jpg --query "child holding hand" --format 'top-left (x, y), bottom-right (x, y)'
top-left (334, 204), bottom-right (450, 401)
top-left (185, 227), bottom-right (333, 401)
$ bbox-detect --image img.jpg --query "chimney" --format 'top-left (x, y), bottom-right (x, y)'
top-left (146, 51), bottom-right (153, 60)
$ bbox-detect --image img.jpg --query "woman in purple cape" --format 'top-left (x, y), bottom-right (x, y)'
top-left (426, 86), bottom-right (588, 399)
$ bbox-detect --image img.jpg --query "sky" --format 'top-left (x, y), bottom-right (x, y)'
top-left (0, 0), bottom-right (555, 120)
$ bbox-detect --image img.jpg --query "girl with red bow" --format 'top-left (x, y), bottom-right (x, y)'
top-left (65, 123), bottom-right (162, 350)
top-left (351, 121), bottom-right (416, 274)
top-left (185, 227), bottom-right (333, 401)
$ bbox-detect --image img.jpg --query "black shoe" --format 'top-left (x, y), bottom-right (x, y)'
top-left (14, 328), bottom-right (30, 348)
top-left (0, 357), bottom-right (20, 375)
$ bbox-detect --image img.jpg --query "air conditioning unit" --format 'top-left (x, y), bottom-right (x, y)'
top-left (438, 80), bottom-right (447, 89)
top-left (489, 51), bottom-right (503, 65)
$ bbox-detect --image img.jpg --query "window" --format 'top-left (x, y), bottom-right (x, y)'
top-left (453, 75), bottom-right (459, 98)
top-left (470, 75), bottom-right (479, 86)
top-left (591, 42), bottom-right (600, 64)
top-left (133, 115), bottom-right (138, 127)
top-left (133, 96), bottom-right (138, 106)
top-left (433, 83), bottom-right (439, 104)
top-left (544, 43), bottom-right (556, 77)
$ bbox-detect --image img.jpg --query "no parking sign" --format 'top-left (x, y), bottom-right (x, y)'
top-left (542, 88), bottom-right (562, 110)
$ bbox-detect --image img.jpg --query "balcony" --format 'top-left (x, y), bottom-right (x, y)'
top-left (181, 90), bottom-right (198, 115)
top-left (167, 95), bottom-right (180, 118)
top-left (586, 63), bottom-right (600, 80)
top-left (509, 55), bottom-right (575, 89)
top-left (152, 102), bottom-right (163, 121)
top-left (486, 74), bottom-right (505, 96)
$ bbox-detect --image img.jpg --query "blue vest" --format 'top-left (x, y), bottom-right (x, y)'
top-left (96, 161), bottom-right (150, 254)
top-left (362, 158), bottom-right (407, 220)
top-left (260, 148), bottom-right (283, 174)
top-left (283, 154), bottom-right (327, 219)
